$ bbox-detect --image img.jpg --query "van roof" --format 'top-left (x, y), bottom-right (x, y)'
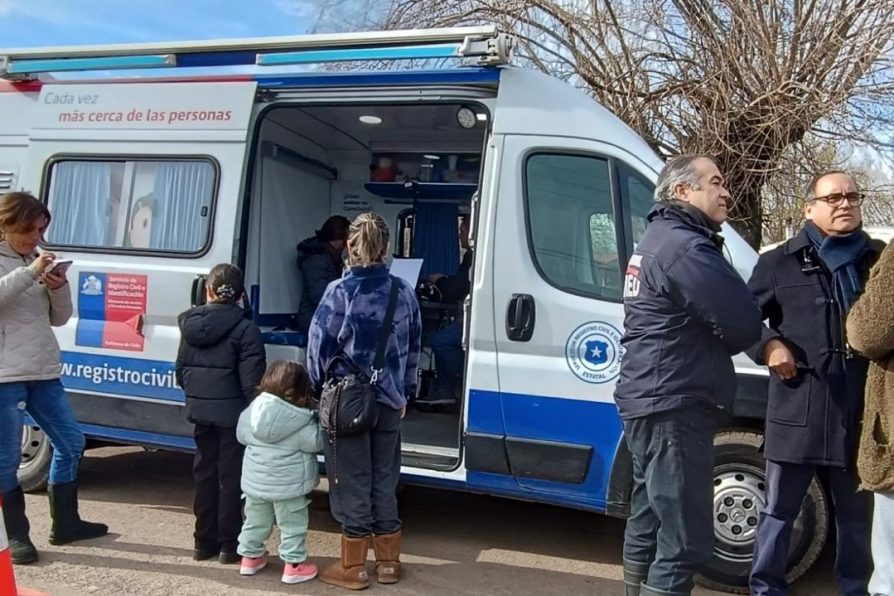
top-left (0, 26), bottom-right (511, 81)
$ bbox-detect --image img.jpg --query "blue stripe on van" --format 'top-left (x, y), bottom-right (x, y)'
top-left (60, 351), bottom-right (183, 402)
top-left (466, 389), bottom-right (623, 512)
top-left (466, 388), bottom-right (506, 435)
top-left (78, 422), bottom-right (194, 451)
top-left (255, 68), bottom-right (500, 89)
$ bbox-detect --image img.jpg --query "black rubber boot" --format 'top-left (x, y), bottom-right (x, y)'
top-left (2, 487), bottom-right (38, 564)
top-left (622, 559), bottom-right (649, 596)
top-left (48, 481), bottom-right (108, 545)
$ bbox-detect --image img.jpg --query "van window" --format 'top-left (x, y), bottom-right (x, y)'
top-left (45, 158), bottom-right (216, 253)
top-left (525, 153), bottom-right (622, 299)
top-left (616, 161), bottom-right (654, 248)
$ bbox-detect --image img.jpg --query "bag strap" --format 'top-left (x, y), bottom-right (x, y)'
top-left (372, 277), bottom-right (400, 382)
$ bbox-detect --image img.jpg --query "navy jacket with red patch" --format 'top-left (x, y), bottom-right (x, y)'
top-left (614, 203), bottom-right (762, 420)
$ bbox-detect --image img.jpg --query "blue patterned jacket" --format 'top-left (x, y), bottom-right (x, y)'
top-left (307, 264), bottom-right (422, 410)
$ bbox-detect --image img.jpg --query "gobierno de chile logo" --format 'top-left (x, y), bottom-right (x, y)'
top-left (565, 321), bottom-right (625, 384)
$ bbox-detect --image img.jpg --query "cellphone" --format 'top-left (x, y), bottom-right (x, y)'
top-left (46, 259), bottom-right (73, 275)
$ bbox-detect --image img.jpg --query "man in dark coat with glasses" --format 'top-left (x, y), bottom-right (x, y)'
top-left (746, 171), bottom-right (883, 596)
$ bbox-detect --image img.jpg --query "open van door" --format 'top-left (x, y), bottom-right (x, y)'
top-left (21, 80), bottom-right (256, 447)
top-left (468, 69), bottom-right (660, 510)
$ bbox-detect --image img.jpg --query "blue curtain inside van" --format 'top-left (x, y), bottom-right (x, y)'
top-left (412, 202), bottom-right (460, 280)
top-left (150, 162), bottom-right (214, 251)
top-left (50, 162), bottom-right (112, 246)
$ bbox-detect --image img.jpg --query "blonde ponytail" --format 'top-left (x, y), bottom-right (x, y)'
top-left (347, 213), bottom-right (389, 267)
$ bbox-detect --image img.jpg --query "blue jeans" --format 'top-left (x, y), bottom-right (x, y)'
top-left (749, 460), bottom-right (871, 596)
top-left (0, 379), bottom-right (86, 493)
top-left (622, 406), bottom-right (717, 594)
top-left (431, 321), bottom-right (463, 393)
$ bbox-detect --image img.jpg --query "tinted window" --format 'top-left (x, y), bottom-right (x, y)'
top-left (525, 154), bottom-right (621, 299)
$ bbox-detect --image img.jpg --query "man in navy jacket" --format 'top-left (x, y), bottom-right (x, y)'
top-left (614, 155), bottom-right (763, 596)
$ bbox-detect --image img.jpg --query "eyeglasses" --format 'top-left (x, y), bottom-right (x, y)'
top-left (810, 192), bottom-right (865, 207)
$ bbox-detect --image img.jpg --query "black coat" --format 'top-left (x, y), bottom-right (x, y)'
top-left (746, 228), bottom-right (884, 467)
top-left (614, 203), bottom-right (763, 419)
top-left (176, 303), bottom-right (267, 427)
top-left (435, 250), bottom-right (472, 303)
top-left (296, 236), bottom-right (343, 334)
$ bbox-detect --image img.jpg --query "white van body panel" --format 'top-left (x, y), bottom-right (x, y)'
top-left (0, 54), bottom-right (768, 501)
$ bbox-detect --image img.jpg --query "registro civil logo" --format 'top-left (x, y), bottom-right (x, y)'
top-left (565, 321), bottom-right (624, 384)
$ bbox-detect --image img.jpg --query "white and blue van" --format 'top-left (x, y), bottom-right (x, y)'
top-left (1, 26), bottom-right (827, 591)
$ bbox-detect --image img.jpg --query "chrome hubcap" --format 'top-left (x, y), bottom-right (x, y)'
top-left (713, 466), bottom-right (765, 556)
top-left (19, 425), bottom-right (49, 471)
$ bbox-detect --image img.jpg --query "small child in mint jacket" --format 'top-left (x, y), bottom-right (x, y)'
top-left (236, 360), bottom-right (325, 585)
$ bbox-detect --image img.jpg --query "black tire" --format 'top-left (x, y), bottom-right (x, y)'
top-left (18, 424), bottom-right (52, 493)
top-left (696, 430), bottom-right (828, 594)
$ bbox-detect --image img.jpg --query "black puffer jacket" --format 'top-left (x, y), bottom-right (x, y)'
top-left (176, 303), bottom-right (266, 427)
top-left (296, 236), bottom-right (343, 334)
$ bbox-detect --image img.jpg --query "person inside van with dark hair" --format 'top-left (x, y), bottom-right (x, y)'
top-left (417, 214), bottom-right (472, 407)
top-left (296, 215), bottom-right (351, 334)
top-left (176, 263), bottom-right (267, 565)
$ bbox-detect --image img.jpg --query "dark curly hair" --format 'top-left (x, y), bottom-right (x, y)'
top-left (258, 360), bottom-right (313, 408)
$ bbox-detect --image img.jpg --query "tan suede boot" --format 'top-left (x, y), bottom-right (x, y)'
top-left (372, 531), bottom-right (402, 584)
top-left (320, 535), bottom-right (370, 590)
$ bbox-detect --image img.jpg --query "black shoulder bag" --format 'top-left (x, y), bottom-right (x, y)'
top-left (319, 278), bottom-right (400, 437)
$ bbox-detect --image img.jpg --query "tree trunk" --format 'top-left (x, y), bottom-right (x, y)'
top-left (724, 174), bottom-right (764, 250)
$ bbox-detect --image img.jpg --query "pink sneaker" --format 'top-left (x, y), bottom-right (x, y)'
top-left (239, 554), bottom-right (268, 576)
top-left (281, 562), bottom-right (318, 584)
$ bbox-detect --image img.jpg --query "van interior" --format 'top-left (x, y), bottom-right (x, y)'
top-left (242, 102), bottom-right (489, 469)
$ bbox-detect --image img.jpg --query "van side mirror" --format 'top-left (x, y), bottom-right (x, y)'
top-left (191, 275), bottom-right (207, 307)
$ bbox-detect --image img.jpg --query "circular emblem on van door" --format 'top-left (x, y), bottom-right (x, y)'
top-left (565, 321), bottom-right (625, 384)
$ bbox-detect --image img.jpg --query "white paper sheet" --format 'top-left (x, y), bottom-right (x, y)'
top-left (389, 258), bottom-right (424, 288)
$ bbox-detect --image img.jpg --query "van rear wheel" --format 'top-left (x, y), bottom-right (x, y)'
top-left (695, 430), bottom-right (828, 594)
top-left (18, 424), bottom-right (51, 492)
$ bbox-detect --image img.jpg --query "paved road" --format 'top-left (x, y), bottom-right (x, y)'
top-left (12, 447), bottom-right (839, 595)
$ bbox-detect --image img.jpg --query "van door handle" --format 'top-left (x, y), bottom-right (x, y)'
top-left (191, 275), bottom-right (207, 307)
top-left (506, 294), bottom-right (535, 342)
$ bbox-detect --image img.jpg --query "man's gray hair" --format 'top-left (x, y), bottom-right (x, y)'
top-left (654, 154), bottom-right (717, 203)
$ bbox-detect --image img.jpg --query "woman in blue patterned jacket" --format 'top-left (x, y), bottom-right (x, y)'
top-left (307, 212), bottom-right (421, 590)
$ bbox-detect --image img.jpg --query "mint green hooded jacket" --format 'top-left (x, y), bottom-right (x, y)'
top-left (236, 392), bottom-right (324, 501)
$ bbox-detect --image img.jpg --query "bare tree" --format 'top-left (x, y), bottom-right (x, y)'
top-left (371, 0), bottom-right (894, 248)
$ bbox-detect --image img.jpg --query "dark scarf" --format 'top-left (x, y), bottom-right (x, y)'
top-left (804, 220), bottom-right (869, 314)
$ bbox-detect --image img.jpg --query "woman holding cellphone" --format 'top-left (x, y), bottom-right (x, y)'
top-left (0, 191), bottom-right (107, 566)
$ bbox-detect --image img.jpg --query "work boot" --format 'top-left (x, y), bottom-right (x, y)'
top-left (372, 531), bottom-right (402, 584)
top-left (639, 581), bottom-right (690, 596)
top-left (320, 534), bottom-right (371, 590)
top-left (2, 487), bottom-right (38, 564)
top-left (622, 559), bottom-right (649, 596)
top-left (48, 481), bottom-right (108, 545)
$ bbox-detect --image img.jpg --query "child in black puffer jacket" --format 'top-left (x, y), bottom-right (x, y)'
top-left (176, 263), bottom-right (266, 564)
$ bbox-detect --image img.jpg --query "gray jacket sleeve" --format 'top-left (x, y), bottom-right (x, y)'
top-left (0, 267), bottom-right (34, 309)
top-left (47, 283), bottom-right (73, 327)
